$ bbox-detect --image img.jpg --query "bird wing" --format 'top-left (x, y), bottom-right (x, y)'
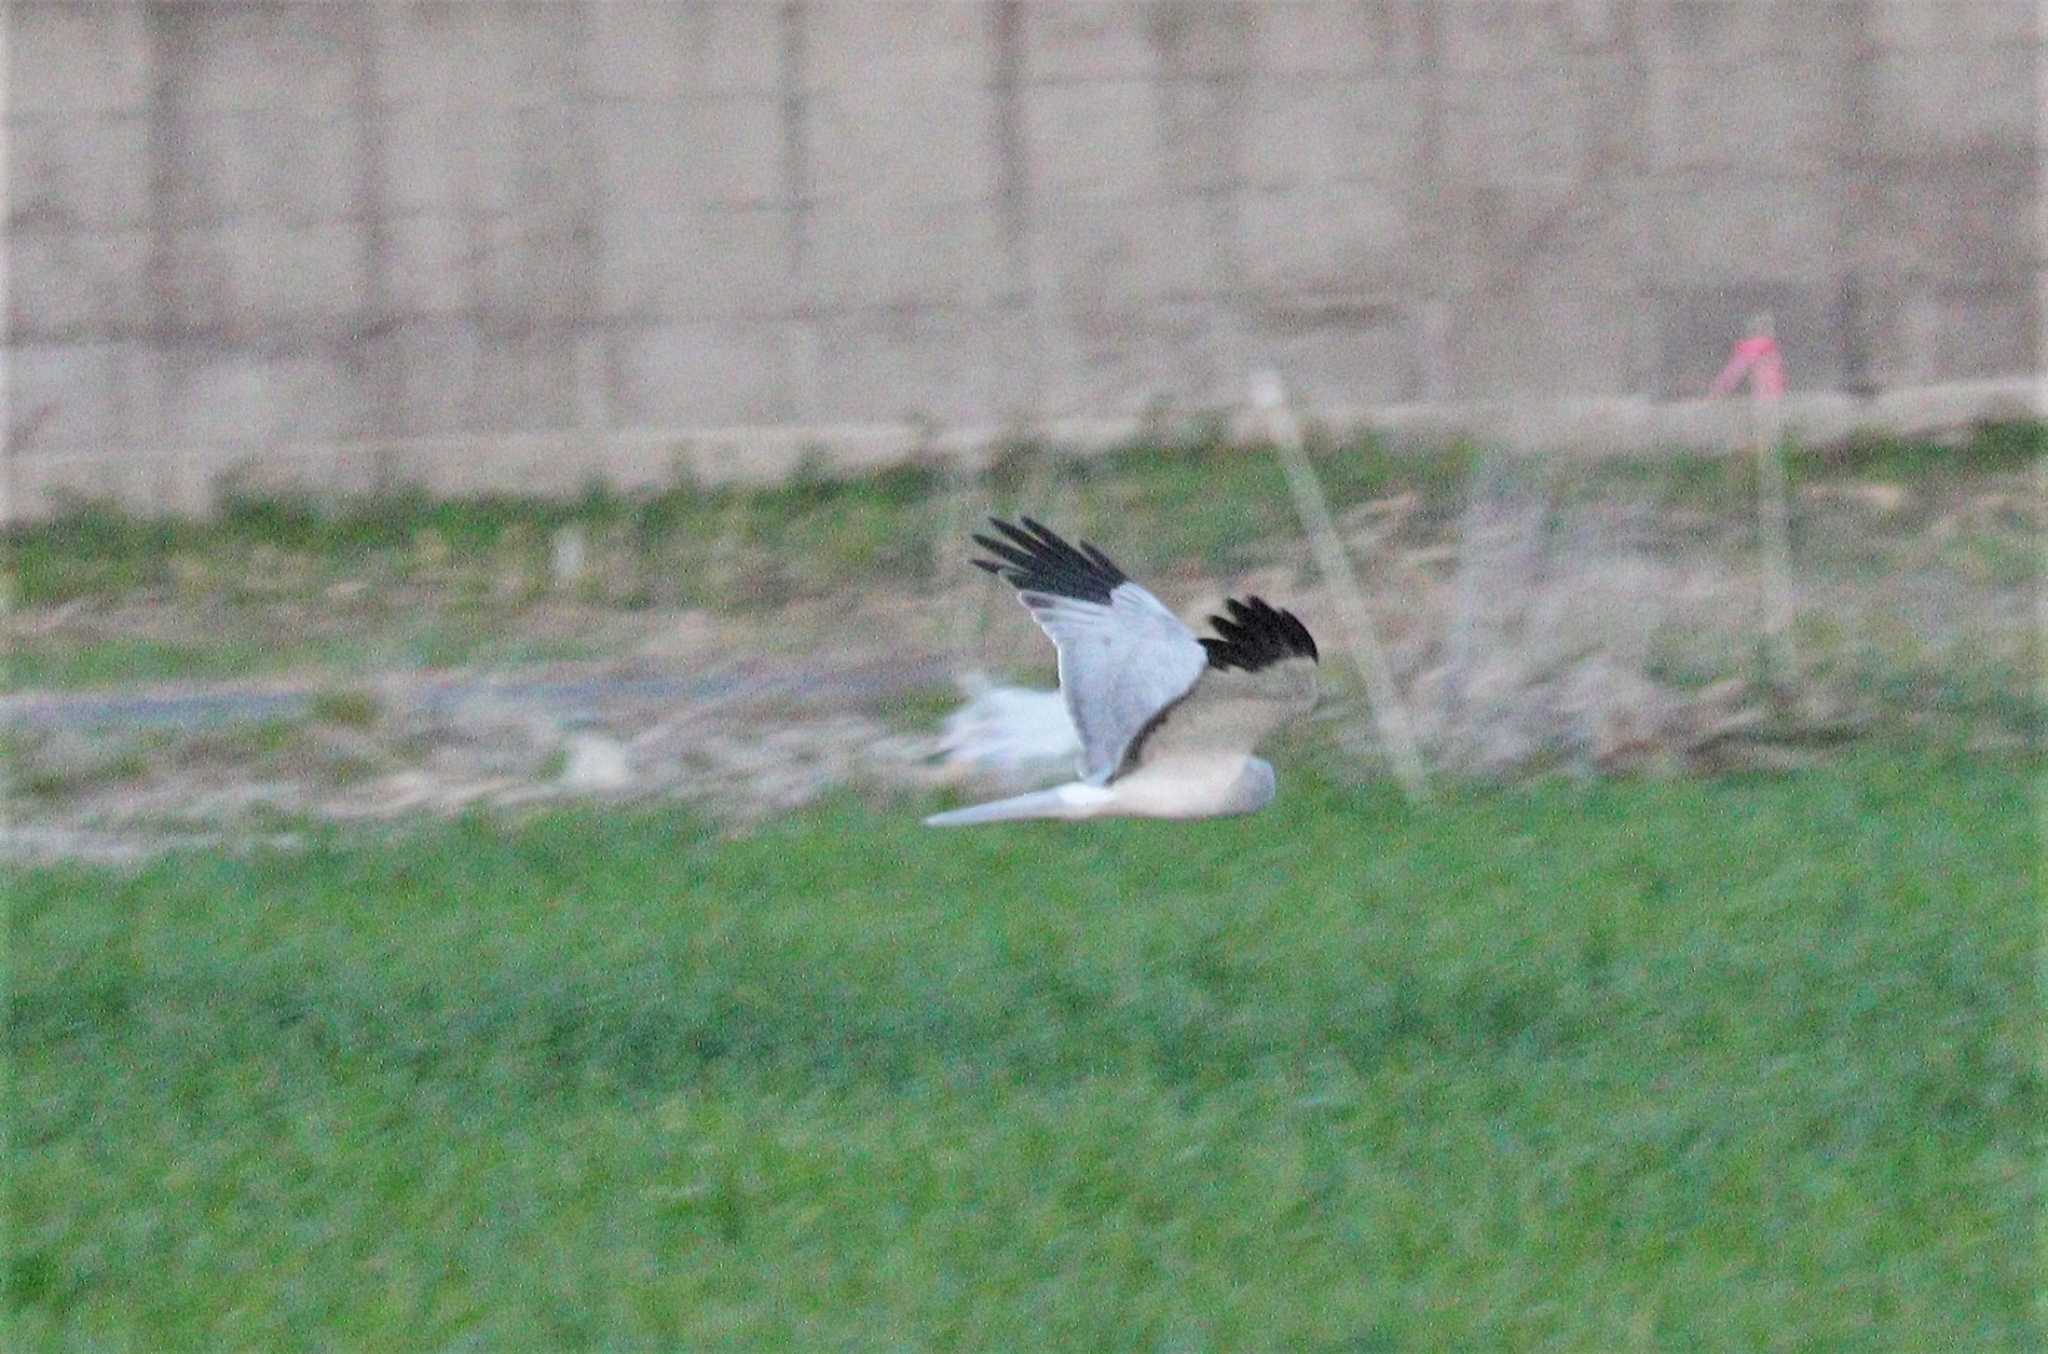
top-left (971, 517), bottom-right (1208, 785)
top-left (1126, 596), bottom-right (1321, 768)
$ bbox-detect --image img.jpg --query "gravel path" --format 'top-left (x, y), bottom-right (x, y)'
top-left (4, 654), bottom-right (967, 865)
top-left (2, 654), bottom-right (955, 732)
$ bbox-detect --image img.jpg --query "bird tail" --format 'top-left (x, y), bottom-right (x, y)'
top-left (922, 781), bottom-right (1111, 827)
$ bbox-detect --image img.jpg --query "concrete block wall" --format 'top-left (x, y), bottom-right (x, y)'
top-left (3, 0), bottom-right (2041, 519)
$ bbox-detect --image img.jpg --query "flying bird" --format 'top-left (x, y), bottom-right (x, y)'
top-left (924, 517), bottom-right (1319, 826)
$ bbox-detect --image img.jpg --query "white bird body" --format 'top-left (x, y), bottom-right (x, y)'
top-left (924, 518), bottom-right (1319, 827)
top-left (1092, 753), bottom-right (1276, 818)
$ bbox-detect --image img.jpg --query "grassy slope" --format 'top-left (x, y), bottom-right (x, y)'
top-left (7, 751), bottom-right (2039, 1349)
top-left (6, 424), bottom-right (2038, 692)
top-left (12, 424), bottom-right (2038, 610)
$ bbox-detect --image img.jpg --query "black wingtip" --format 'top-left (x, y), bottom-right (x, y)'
top-left (1199, 595), bottom-right (1319, 672)
top-left (966, 516), bottom-right (1129, 605)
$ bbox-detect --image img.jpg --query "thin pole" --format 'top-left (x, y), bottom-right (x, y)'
top-left (1252, 371), bottom-right (1430, 803)
top-left (935, 447), bottom-right (997, 670)
top-left (1748, 313), bottom-right (1798, 696)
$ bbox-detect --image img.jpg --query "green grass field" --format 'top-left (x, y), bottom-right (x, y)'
top-left (7, 748), bottom-right (2038, 1350)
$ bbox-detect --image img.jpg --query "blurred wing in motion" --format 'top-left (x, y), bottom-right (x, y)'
top-left (971, 517), bottom-right (1208, 784)
top-left (1131, 596), bottom-right (1321, 769)
top-left (934, 674), bottom-right (1081, 774)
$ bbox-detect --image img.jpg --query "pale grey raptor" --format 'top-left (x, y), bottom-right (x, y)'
top-left (924, 517), bottom-right (1320, 826)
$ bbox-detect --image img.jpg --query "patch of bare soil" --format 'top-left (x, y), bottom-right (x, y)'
top-left (5, 650), bottom-right (966, 864)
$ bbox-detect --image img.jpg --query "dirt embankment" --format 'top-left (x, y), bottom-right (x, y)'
top-left (7, 469), bottom-right (2038, 863)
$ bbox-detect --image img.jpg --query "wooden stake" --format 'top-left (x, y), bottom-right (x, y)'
top-left (1252, 370), bottom-right (1431, 803)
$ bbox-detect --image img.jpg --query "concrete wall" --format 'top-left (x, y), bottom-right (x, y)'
top-left (4, 0), bottom-right (2042, 518)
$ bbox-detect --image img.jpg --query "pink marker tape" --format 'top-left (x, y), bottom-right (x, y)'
top-left (1709, 334), bottom-right (1784, 398)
